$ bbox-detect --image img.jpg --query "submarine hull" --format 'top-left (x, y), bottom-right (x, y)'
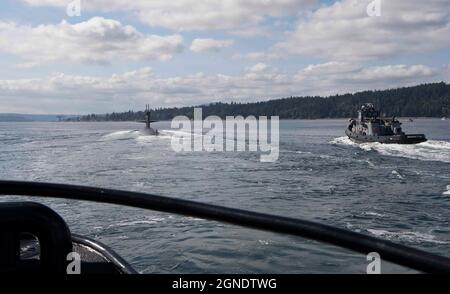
top-left (140, 127), bottom-right (158, 136)
top-left (345, 129), bottom-right (427, 144)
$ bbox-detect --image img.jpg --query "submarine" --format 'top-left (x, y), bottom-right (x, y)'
top-left (345, 103), bottom-right (427, 144)
top-left (138, 104), bottom-right (159, 136)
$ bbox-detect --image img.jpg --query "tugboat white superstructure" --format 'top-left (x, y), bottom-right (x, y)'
top-left (346, 103), bottom-right (427, 144)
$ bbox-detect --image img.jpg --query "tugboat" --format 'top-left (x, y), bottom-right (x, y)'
top-left (346, 103), bottom-right (427, 144)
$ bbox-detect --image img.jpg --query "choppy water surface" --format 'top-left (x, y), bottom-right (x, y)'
top-left (0, 119), bottom-right (449, 273)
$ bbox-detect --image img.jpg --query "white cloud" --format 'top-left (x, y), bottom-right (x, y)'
top-left (0, 17), bottom-right (184, 66)
top-left (21, 0), bottom-right (317, 31)
top-left (246, 63), bottom-right (270, 73)
top-left (354, 65), bottom-right (436, 81)
top-left (294, 62), bottom-right (439, 94)
top-left (270, 0), bottom-right (450, 61)
top-left (190, 38), bottom-right (234, 53)
top-left (0, 63), bottom-right (446, 114)
top-left (233, 51), bottom-right (280, 61)
top-left (228, 26), bottom-right (272, 37)
top-left (4, 0), bottom-right (447, 115)
top-left (301, 62), bottom-right (362, 76)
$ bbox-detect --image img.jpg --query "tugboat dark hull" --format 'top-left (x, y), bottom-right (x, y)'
top-left (345, 129), bottom-right (427, 144)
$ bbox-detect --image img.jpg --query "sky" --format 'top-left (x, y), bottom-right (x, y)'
top-left (0, 0), bottom-right (449, 114)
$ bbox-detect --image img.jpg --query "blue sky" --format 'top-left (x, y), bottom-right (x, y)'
top-left (0, 0), bottom-right (449, 114)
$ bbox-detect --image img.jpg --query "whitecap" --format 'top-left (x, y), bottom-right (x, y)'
top-left (362, 212), bottom-right (386, 217)
top-left (296, 151), bottom-right (313, 155)
top-left (443, 185), bottom-right (450, 195)
top-left (365, 159), bottom-right (375, 167)
top-left (112, 217), bottom-right (166, 227)
top-left (258, 240), bottom-right (271, 245)
top-left (367, 229), bottom-right (448, 244)
top-left (391, 170), bottom-right (405, 179)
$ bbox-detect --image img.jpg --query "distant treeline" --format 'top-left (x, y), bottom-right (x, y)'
top-left (70, 82), bottom-right (450, 121)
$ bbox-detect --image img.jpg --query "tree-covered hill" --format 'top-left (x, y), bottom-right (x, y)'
top-left (70, 82), bottom-right (450, 121)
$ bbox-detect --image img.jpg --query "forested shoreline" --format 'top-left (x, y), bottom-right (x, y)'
top-left (69, 82), bottom-right (450, 121)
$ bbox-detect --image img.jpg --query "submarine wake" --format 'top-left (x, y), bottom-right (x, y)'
top-left (101, 130), bottom-right (140, 141)
top-left (101, 130), bottom-right (173, 143)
